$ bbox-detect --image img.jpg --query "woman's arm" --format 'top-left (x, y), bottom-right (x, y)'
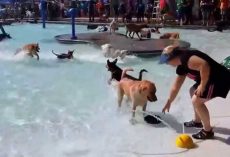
top-left (162, 75), bottom-right (186, 113)
top-left (187, 55), bottom-right (210, 97)
top-left (168, 75), bottom-right (186, 102)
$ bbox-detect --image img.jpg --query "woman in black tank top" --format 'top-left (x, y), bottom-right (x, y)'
top-left (159, 45), bottom-right (230, 140)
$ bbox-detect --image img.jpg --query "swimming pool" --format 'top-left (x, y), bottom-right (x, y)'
top-left (0, 23), bottom-right (229, 157)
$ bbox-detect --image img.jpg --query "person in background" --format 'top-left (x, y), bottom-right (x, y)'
top-left (118, 0), bottom-right (126, 22)
top-left (220, 0), bottom-right (229, 21)
top-left (146, 0), bottom-right (154, 23)
top-left (96, 0), bottom-right (105, 21)
top-left (212, 0), bottom-right (221, 23)
top-left (200, 0), bottom-right (213, 26)
top-left (104, 0), bottom-right (111, 19)
top-left (111, 0), bottom-right (120, 21)
top-left (60, 0), bottom-right (65, 18)
top-left (89, 0), bottom-right (96, 22)
top-left (136, 0), bottom-right (145, 22)
top-left (160, 45), bottom-right (230, 140)
top-left (177, 0), bottom-right (188, 25)
top-left (184, 0), bottom-right (194, 25)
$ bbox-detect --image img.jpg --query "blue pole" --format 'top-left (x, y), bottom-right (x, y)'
top-left (41, 0), bottom-right (46, 28)
top-left (71, 8), bottom-right (77, 39)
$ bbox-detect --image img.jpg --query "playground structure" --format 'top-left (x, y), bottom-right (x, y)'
top-left (40, 0), bottom-right (77, 39)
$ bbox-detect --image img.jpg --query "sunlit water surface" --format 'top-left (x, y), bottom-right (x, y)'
top-left (0, 23), bottom-right (229, 157)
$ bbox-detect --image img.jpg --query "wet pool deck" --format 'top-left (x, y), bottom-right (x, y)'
top-left (55, 32), bottom-right (190, 57)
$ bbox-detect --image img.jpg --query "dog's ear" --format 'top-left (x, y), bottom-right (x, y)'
top-left (138, 85), bottom-right (147, 93)
top-left (107, 59), bottom-right (110, 64)
top-left (112, 58), bottom-right (118, 64)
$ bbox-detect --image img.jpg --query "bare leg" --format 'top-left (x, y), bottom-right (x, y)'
top-left (190, 87), bottom-right (201, 123)
top-left (191, 95), bottom-right (211, 131)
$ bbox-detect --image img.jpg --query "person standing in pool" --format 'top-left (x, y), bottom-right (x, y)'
top-left (160, 45), bottom-right (230, 140)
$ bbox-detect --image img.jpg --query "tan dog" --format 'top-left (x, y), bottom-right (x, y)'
top-left (15, 43), bottom-right (40, 60)
top-left (125, 23), bottom-right (148, 40)
top-left (160, 32), bottom-right (180, 40)
top-left (117, 68), bottom-right (157, 123)
top-left (109, 18), bottom-right (118, 34)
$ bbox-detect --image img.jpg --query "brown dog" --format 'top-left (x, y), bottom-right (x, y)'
top-left (125, 23), bottom-right (148, 40)
top-left (160, 32), bottom-right (180, 40)
top-left (117, 68), bottom-right (157, 123)
top-left (15, 43), bottom-right (40, 60)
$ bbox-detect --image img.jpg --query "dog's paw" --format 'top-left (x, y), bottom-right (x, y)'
top-left (129, 118), bottom-right (137, 125)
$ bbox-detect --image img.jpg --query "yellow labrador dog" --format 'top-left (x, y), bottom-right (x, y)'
top-left (160, 32), bottom-right (180, 40)
top-left (15, 43), bottom-right (40, 60)
top-left (117, 68), bottom-right (157, 123)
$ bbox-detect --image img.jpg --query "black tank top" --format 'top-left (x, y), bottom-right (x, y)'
top-left (176, 49), bottom-right (230, 84)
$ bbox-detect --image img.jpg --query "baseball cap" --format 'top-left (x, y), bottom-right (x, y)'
top-left (159, 45), bottom-right (180, 64)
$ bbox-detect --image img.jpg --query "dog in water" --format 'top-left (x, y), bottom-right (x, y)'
top-left (106, 59), bottom-right (147, 84)
top-left (117, 68), bottom-right (157, 123)
top-left (52, 50), bottom-right (74, 59)
top-left (160, 32), bottom-right (180, 39)
top-left (101, 44), bottom-right (128, 59)
top-left (151, 27), bottom-right (161, 34)
top-left (140, 27), bottom-right (160, 38)
top-left (15, 43), bottom-right (40, 60)
top-left (109, 18), bottom-right (118, 34)
top-left (125, 23), bottom-right (148, 40)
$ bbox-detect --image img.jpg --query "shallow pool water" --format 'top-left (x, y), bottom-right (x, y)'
top-left (0, 23), bottom-right (229, 157)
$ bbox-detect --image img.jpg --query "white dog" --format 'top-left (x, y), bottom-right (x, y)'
top-left (26, 10), bottom-right (33, 18)
top-left (109, 19), bottom-right (118, 34)
top-left (101, 44), bottom-right (128, 59)
top-left (140, 28), bottom-right (151, 38)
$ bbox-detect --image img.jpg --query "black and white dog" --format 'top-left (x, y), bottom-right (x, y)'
top-left (52, 50), bottom-right (74, 59)
top-left (106, 58), bottom-right (147, 84)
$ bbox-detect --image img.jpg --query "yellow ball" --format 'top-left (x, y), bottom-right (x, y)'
top-left (176, 134), bottom-right (195, 149)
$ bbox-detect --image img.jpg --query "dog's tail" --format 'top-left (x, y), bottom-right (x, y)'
top-left (52, 50), bottom-right (59, 56)
top-left (138, 69), bottom-right (148, 80)
top-left (121, 68), bottom-right (134, 79)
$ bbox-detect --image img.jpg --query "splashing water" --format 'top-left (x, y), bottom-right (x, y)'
top-left (0, 24), bottom-right (229, 157)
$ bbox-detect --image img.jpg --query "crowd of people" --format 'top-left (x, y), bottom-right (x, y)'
top-left (178, 0), bottom-right (230, 26)
top-left (0, 0), bottom-right (230, 25)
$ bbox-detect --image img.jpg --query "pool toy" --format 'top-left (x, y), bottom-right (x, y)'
top-left (144, 114), bottom-right (161, 124)
top-left (175, 134), bottom-right (195, 149)
top-left (221, 56), bottom-right (230, 70)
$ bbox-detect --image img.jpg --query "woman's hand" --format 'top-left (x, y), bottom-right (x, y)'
top-left (162, 100), bottom-right (172, 114)
top-left (195, 84), bottom-right (205, 97)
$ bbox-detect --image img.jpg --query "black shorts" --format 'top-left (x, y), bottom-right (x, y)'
top-left (192, 81), bottom-right (230, 99)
